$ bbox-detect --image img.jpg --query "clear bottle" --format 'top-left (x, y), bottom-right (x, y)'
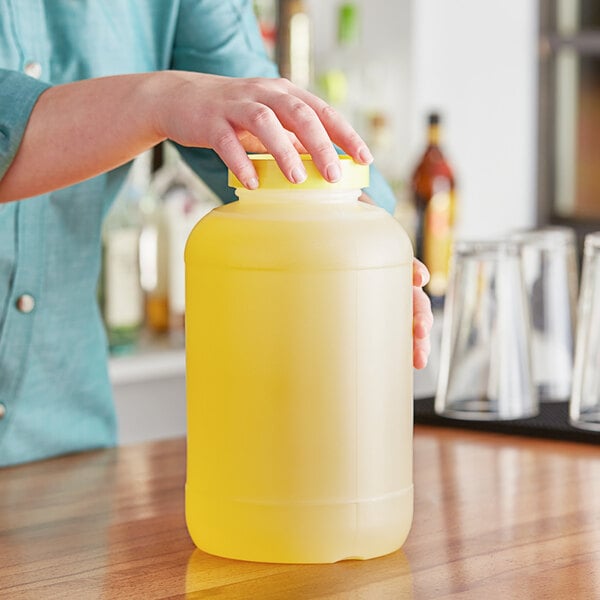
top-left (151, 151), bottom-right (220, 339)
top-left (365, 111), bottom-right (395, 180)
top-left (185, 155), bottom-right (414, 563)
top-left (139, 148), bottom-right (170, 335)
top-left (411, 112), bottom-right (457, 304)
top-left (101, 153), bottom-right (149, 353)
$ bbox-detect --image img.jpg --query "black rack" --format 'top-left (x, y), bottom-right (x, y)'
top-left (414, 397), bottom-right (600, 444)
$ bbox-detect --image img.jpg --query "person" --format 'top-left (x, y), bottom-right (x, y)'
top-left (0, 1), bottom-right (433, 467)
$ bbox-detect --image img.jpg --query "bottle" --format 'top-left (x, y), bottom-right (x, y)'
top-left (277, 0), bottom-right (311, 89)
top-left (318, 2), bottom-right (363, 127)
top-left (151, 151), bottom-right (220, 339)
top-left (139, 149), bottom-right (170, 335)
top-left (411, 112), bottom-right (457, 304)
top-left (365, 111), bottom-right (395, 180)
top-left (101, 153), bottom-right (149, 353)
top-left (185, 155), bottom-right (414, 563)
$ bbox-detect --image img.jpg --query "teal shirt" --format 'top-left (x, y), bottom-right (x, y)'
top-left (0, 0), bottom-right (397, 467)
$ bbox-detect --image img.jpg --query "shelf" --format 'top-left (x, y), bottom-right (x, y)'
top-left (108, 333), bottom-right (185, 386)
top-left (415, 397), bottom-right (599, 444)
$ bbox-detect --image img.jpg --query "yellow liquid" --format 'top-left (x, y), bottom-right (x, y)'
top-left (185, 195), bottom-right (413, 563)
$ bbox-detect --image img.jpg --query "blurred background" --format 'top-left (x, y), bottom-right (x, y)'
top-left (104, 0), bottom-right (600, 443)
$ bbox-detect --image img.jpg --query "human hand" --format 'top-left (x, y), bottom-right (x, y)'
top-left (152, 72), bottom-right (373, 190)
top-left (359, 193), bottom-right (433, 369)
top-left (412, 259), bottom-right (433, 369)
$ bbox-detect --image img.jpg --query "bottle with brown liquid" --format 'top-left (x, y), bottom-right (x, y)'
top-left (411, 113), bottom-right (457, 305)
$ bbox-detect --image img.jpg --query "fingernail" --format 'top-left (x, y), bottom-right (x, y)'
top-left (358, 146), bottom-right (374, 164)
top-left (246, 177), bottom-right (259, 190)
top-left (417, 350), bottom-right (428, 369)
top-left (291, 166), bottom-right (307, 184)
top-left (414, 271), bottom-right (423, 286)
top-left (326, 162), bottom-right (342, 183)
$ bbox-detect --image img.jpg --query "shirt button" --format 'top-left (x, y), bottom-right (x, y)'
top-left (24, 61), bottom-right (42, 79)
top-left (16, 294), bottom-right (36, 314)
top-left (0, 403), bottom-right (6, 420)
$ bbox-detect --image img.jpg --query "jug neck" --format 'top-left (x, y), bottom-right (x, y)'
top-left (235, 189), bottom-right (362, 204)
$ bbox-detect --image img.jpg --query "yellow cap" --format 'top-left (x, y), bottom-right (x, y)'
top-left (228, 154), bottom-right (369, 190)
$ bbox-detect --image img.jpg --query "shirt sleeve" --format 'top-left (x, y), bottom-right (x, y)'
top-left (0, 69), bottom-right (51, 180)
top-left (171, 0), bottom-right (397, 214)
top-left (365, 164), bottom-right (396, 214)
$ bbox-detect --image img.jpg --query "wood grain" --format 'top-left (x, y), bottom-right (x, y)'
top-left (1, 426), bottom-right (599, 599)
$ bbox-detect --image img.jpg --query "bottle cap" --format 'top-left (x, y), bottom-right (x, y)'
top-left (428, 113), bottom-right (440, 126)
top-left (228, 154), bottom-right (369, 190)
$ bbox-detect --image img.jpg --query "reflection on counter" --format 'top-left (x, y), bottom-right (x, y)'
top-left (185, 547), bottom-right (413, 599)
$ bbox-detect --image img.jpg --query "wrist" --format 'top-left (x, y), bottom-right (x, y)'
top-left (135, 71), bottom-right (173, 143)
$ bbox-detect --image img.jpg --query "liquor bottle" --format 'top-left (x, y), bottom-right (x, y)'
top-left (277, 0), bottom-right (311, 89)
top-left (411, 113), bottom-right (457, 304)
top-left (101, 153), bottom-right (149, 353)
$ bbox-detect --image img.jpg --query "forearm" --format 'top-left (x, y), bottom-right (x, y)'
top-left (0, 70), bottom-right (371, 202)
top-left (0, 73), bottom-right (165, 202)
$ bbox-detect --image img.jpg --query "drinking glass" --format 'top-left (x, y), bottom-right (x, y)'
top-left (570, 232), bottom-right (600, 430)
top-left (435, 239), bottom-right (538, 420)
top-left (513, 228), bottom-right (578, 402)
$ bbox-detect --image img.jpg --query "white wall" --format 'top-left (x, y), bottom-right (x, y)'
top-left (306, 0), bottom-right (413, 178)
top-left (307, 0), bottom-right (539, 238)
top-left (409, 0), bottom-right (539, 238)
top-left (114, 376), bottom-right (186, 445)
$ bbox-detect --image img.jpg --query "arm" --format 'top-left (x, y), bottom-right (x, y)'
top-left (0, 69), bottom-right (371, 203)
top-left (0, 71), bottom-right (160, 202)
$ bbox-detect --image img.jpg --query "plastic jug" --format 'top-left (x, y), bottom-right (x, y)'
top-left (185, 155), bottom-right (413, 563)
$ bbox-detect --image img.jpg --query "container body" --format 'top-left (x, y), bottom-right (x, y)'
top-left (185, 189), bottom-right (413, 563)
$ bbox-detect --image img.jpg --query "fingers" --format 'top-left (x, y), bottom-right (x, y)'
top-left (412, 258), bottom-right (433, 369)
top-left (230, 78), bottom-right (373, 184)
top-left (413, 287), bottom-right (433, 339)
top-left (287, 131), bottom-right (308, 154)
top-left (413, 286), bottom-right (433, 370)
top-left (414, 344), bottom-right (430, 370)
top-left (358, 192), bottom-right (376, 205)
top-left (290, 85), bottom-right (373, 165)
top-left (283, 109), bottom-right (341, 182)
top-left (262, 89), bottom-right (346, 183)
top-left (162, 74), bottom-right (373, 188)
top-left (412, 258), bottom-right (430, 287)
top-left (235, 129), bottom-right (306, 155)
top-left (234, 101), bottom-right (309, 185)
top-left (211, 123), bottom-right (259, 190)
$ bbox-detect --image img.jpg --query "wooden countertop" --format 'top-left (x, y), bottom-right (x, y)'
top-left (1, 426), bottom-right (599, 599)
